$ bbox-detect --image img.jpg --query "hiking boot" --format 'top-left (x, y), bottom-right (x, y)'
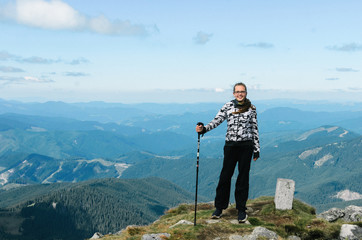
top-left (211, 208), bottom-right (222, 219)
top-left (238, 211), bottom-right (248, 223)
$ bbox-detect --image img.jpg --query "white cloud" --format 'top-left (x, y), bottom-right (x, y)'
top-left (0, 75), bottom-right (54, 84)
top-left (88, 15), bottom-right (147, 36)
top-left (20, 56), bottom-right (60, 64)
top-left (0, 50), bottom-right (89, 65)
top-left (348, 87), bottom-right (362, 92)
top-left (327, 43), bottom-right (362, 52)
top-left (247, 84), bottom-right (262, 90)
top-left (193, 31), bottom-right (213, 45)
top-left (68, 57), bottom-right (89, 65)
top-left (64, 72), bottom-right (88, 77)
top-left (0, 65), bottom-right (24, 72)
top-left (241, 42), bottom-right (274, 49)
top-left (214, 88), bottom-right (225, 92)
top-left (0, 51), bottom-right (17, 61)
top-left (335, 67), bottom-right (359, 72)
top-left (14, 0), bottom-right (85, 30)
top-left (0, 0), bottom-right (151, 36)
top-left (24, 76), bottom-right (52, 82)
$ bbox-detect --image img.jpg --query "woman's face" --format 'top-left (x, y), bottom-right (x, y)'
top-left (233, 85), bottom-right (247, 102)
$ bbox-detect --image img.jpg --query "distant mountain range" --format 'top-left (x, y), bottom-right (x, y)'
top-left (0, 113), bottom-right (194, 161)
top-left (1, 99), bottom-right (362, 135)
top-left (1, 112), bottom-right (360, 211)
top-left (0, 99), bottom-right (361, 239)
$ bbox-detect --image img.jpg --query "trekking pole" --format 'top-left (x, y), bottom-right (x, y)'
top-left (194, 122), bottom-right (203, 226)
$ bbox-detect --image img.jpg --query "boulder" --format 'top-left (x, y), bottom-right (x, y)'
top-left (318, 205), bottom-right (362, 222)
top-left (251, 227), bottom-right (279, 240)
top-left (317, 207), bottom-right (345, 222)
top-left (141, 233), bottom-right (171, 240)
top-left (231, 227), bottom-right (278, 240)
top-left (339, 224), bottom-right (362, 240)
top-left (342, 205), bottom-right (362, 222)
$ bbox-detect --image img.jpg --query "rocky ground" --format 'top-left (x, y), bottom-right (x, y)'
top-left (90, 197), bottom-right (362, 240)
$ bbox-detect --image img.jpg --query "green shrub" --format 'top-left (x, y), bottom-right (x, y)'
top-left (248, 217), bottom-right (263, 226)
top-left (306, 229), bottom-right (325, 240)
top-left (284, 224), bottom-right (303, 235)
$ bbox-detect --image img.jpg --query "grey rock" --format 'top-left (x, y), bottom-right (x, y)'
top-left (339, 224), bottom-right (362, 240)
top-left (169, 220), bottom-right (193, 228)
top-left (318, 205), bottom-right (362, 223)
top-left (230, 220), bottom-right (239, 225)
top-left (246, 207), bottom-right (254, 213)
top-left (141, 233), bottom-right (171, 240)
top-left (287, 236), bottom-right (301, 240)
top-left (342, 205), bottom-right (362, 222)
top-left (230, 219), bottom-right (251, 225)
top-left (274, 178), bottom-right (295, 210)
top-left (230, 235), bottom-right (255, 240)
top-left (350, 212), bottom-right (362, 222)
top-left (236, 227), bottom-right (279, 240)
top-left (205, 219), bottom-right (221, 224)
top-left (90, 232), bottom-right (103, 239)
top-left (317, 207), bottom-right (345, 222)
top-left (229, 235), bottom-right (244, 240)
top-left (252, 227), bottom-right (279, 240)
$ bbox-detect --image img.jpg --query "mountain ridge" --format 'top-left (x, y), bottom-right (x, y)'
top-left (1, 122), bottom-right (360, 213)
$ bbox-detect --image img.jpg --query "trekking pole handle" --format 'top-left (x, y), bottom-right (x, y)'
top-left (196, 122), bottom-right (204, 136)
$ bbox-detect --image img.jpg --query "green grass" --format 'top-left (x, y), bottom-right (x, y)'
top-left (99, 196), bottom-right (360, 240)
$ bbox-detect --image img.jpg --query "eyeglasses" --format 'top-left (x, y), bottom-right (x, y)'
top-left (234, 91), bottom-right (247, 94)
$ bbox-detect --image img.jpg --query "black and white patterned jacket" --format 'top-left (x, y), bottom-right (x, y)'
top-left (204, 100), bottom-right (260, 157)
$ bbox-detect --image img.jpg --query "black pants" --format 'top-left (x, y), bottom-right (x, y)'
top-left (214, 144), bottom-right (253, 211)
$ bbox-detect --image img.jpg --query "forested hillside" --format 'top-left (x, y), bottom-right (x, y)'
top-left (0, 177), bottom-right (196, 240)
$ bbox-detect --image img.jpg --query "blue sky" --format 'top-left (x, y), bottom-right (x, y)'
top-left (0, 0), bottom-right (361, 103)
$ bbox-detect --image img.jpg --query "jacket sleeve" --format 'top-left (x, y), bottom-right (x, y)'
top-left (251, 109), bottom-right (260, 158)
top-left (204, 103), bottom-right (228, 133)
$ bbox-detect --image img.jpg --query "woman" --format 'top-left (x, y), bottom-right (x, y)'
top-left (196, 82), bottom-right (260, 223)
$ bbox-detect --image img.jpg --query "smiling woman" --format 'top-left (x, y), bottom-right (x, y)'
top-left (196, 81), bottom-right (260, 223)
